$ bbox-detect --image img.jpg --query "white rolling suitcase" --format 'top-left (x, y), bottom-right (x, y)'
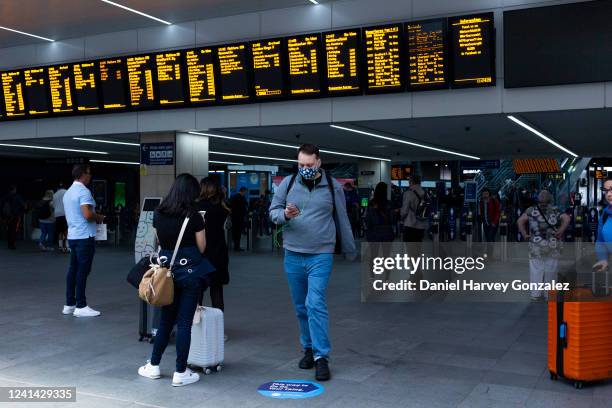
top-left (188, 306), bottom-right (224, 374)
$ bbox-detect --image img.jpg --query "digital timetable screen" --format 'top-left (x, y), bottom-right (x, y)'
top-left (126, 55), bottom-right (156, 108)
top-left (72, 62), bottom-right (100, 112)
top-left (2, 71), bottom-right (26, 118)
top-left (287, 34), bottom-right (322, 97)
top-left (363, 24), bottom-right (403, 93)
top-left (185, 48), bottom-right (217, 105)
top-left (449, 13), bottom-right (495, 88)
top-left (99, 58), bottom-right (128, 110)
top-left (48, 65), bottom-right (75, 114)
top-left (324, 29), bottom-right (361, 95)
top-left (156, 52), bottom-right (185, 106)
top-left (23, 68), bottom-right (50, 116)
top-left (406, 19), bottom-right (448, 90)
top-left (250, 39), bottom-right (285, 100)
top-left (217, 44), bottom-right (250, 102)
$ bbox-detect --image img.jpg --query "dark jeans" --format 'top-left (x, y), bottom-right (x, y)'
top-left (402, 227), bottom-right (425, 242)
top-left (66, 237), bottom-right (96, 308)
top-left (151, 276), bottom-right (207, 373)
top-left (6, 217), bottom-right (19, 249)
top-left (231, 220), bottom-right (244, 250)
top-left (482, 224), bottom-right (498, 257)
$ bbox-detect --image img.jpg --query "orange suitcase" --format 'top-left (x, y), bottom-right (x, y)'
top-left (548, 271), bottom-right (612, 388)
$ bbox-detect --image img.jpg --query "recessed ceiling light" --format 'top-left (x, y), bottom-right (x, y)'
top-left (100, 0), bottom-right (172, 25)
top-left (90, 159), bottom-right (139, 165)
top-left (0, 143), bottom-right (107, 155)
top-left (507, 115), bottom-right (578, 158)
top-left (0, 25), bottom-right (54, 42)
top-left (210, 151), bottom-right (295, 163)
top-left (73, 137), bottom-right (139, 146)
top-left (330, 124), bottom-right (480, 160)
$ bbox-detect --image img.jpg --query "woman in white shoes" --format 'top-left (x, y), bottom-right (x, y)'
top-left (138, 174), bottom-right (215, 387)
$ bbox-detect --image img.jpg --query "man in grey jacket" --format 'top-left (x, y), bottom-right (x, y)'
top-left (401, 175), bottom-right (428, 242)
top-left (269, 144), bottom-right (356, 382)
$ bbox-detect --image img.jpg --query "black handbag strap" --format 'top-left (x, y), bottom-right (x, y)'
top-left (536, 204), bottom-right (558, 233)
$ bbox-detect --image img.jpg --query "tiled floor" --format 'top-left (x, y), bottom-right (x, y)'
top-left (0, 243), bottom-right (610, 407)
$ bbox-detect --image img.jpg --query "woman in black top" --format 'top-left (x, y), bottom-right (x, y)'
top-left (366, 182), bottom-right (395, 280)
top-left (138, 174), bottom-right (215, 387)
top-left (197, 177), bottom-right (230, 311)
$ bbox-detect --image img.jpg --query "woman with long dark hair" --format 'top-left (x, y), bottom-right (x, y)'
top-left (366, 182), bottom-right (395, 279)
top-left (197, 177), bottom-right (230, 314)
top-left (138, 173), bottom-right (215, 387)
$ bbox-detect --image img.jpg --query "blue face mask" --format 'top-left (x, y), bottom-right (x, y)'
top-left (299, 167), bottom-right (319, 180)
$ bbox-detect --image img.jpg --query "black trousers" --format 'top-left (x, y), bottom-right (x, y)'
top-left (6, 217), bottom-right (19, 249)
top-left (402, 227), bottom-right (425, 242)
top-left (197, 283), bottom-right (225, 311)
top-left (231, 219), bottom-right (244, 249)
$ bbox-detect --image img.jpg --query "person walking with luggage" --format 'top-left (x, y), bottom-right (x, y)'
top-left (517, 189), bottom-right (570, 301)
top-left (400, 175), bottom-right (428, 242)
top-left (37, 190), bottom-right (55, 252)
top-left (62, 165), bottom-right (105, 317)
top-left (54, 183), bottom-right (68, 253)
top-left (1, 185), bottom-right (26, 250)
top-left (229, 187), bottom-right (248, 251)
top-left (269, 144), bottom-right (356, 382)
top-left (138, 173), bottom-right (215, 387)
top-left (197, 177), bottom-right (230, 314)
top-left (594, 176), bottom-right (612, 272)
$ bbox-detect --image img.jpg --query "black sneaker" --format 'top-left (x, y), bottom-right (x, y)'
top-left (298, 348), bottom-right (314, 369)
top-left (315, 358), bottom-right (331, 381)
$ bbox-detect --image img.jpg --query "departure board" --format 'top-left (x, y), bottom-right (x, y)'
top-left (287, 34), bottom-right (322, 96)
top-left (363, 24), bottom-right (403, 93)
top-left (324, 29), bottom-right (361, 95)
top-left (217, 44), bottom-right (250, 102)
top-left (1, 71), bottom-right (26, 118)
top-left (99, 58), bottom-right (128, 110)
top-left (250, 39), bottom-right (285, 100)
top-left (449, 13), bottom-right (495, 88)
top-left (156, 52), bottom-right (185, 106)
top-left (47, 65), bottom-right (74, 114)
top-left (185, 48), bottom-right (217, 104)
top-left (72, 62), bottom-right (100, 112)
top-left (126, 55), bottom-right (156, 108)
top-left (23, 68), bottom-right (50, 116)
top-left (406, 19), bottom-right (448, 90)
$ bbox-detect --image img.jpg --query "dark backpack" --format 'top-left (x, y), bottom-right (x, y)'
top-left (36, 201), bottom-right (52, 220)
top-left (412, 189), bottom-right (432, 222)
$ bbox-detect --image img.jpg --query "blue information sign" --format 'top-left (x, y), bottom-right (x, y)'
top-left (140, 142), bottom-right (174, 166)
top-left (257, 380), bottom-right (324, 399)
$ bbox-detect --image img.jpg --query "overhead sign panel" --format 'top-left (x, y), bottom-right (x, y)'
top-left (217, 43), bottom-right (250, 102)
top-left (2, 71), bottom-right (26, 118)
top-left (250, 39), bottom-right (285, 100)
top-left (47, 65), bottom-right (74, 114)
top-left (23, 68), bottom-right (50, 116)
top-left (324, 29), bottom-right (361, 95)
top-left (185, 48), bottom-right (217, 105)
top-left (363, 24), bottom-right (403, 93)
top-left (287, 34), bottom-right (322, 97)
top-left (126, 55), bottom-right (156, 108)
top-left (406, 19), bottom-right (448, 90)
top-left (99, 58), bottom-right (128, 110)
top-left (449, 13), bottom-right (495, 88)
top-left (72, 62), bottom-right (101, 112)
top-left (156, 51), bottom-right (185, 106)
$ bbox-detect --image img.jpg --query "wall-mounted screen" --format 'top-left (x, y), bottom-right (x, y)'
top-left (2, 71), bottom-right (26, 118)
top-left (23, 68), bottom-right (50, 116)
top-left (185, 48), bottom-right (217, 105)
top-left (324, 29), bottom-right (361, 95)
top-left (72, 62), bottom-right (101, 112)
top-left (287, 34), bottom-right (322, 97)
top-left (363, 24), bottom-right (403, 93)
top-left (406, 19), bottom-right (448, 90)
top-left (156, 51), bottom-right (185, 106)
top-left (449, 13), bottom-right (495, 88)
top-left (250, 39), bottom-right (285, 100)
top-left (217, 44), bottom-right (250, 102)
top-left (47, 65), bottom-right (74, 114)
top-left (126, 55), bottom-right (156, 108)
top-left (99, 58), bottom-right (128, 110)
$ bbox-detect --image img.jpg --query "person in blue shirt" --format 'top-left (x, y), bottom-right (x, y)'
top-left (62, 164), bottom-right (105, 318)
top-left (594, 177), bottom-right (612, 272)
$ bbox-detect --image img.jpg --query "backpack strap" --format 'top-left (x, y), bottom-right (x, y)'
top-left (325, 171), bottom-right (337, 220)
top-left (286, 173), bottom-right (298, 196)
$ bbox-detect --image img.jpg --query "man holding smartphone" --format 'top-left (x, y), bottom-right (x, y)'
top-left (269, 144), bottom-right (356, 382)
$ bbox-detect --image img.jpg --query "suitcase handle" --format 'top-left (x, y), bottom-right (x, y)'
top-left (559, 322), bottom-right (568, 349)
top-left (591, 267), bottom-right (610, 297)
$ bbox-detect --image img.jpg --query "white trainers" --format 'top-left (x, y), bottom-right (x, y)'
top-left (73, 306), bottom-right (101, 317)
top-left (138, 361), bottom-right (161, 379)
top-left (62, 305), bottom-right (76, 315)
top-left (172, 368), bottom-right (199, 387)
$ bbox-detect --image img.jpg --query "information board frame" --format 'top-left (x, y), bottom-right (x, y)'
top-left (362, 23), bottom-right (406, 95)
top-left (46, 63), bottom-right (77, 116)
top-left (125, 53), bottom-right (160, 111)
top-left (285, 32), bottom-right (325, 100)
top-left (249, 37), bottom-right (288, 102)
top-left (184, 46), bottom-right (221, 107)
top-left (405, 18), bottom-right (449, 92)
top-left (322, 28), bottom-right (363, 97)
top-left (23, 66), bottom-right (53, 118)
top-left (154, 50), bottom-right (189, 108)
top-left (98, 56), bottom-right (131, 113)
top-left (216, 42), bottom-right (253, 105)
top-left (1, 70), bottom-right (28, 120)
top-left (70, 60), bottom-right (104, 115)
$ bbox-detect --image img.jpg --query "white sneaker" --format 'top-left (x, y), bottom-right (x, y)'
top-left (172, 368), bottom-right (199, 387)
top-left (138, 361), bottom-right (161, 379)
top-left (62, 305), bottom-right (76, 315)
top-left (73, 306), bottom-right (101, 317)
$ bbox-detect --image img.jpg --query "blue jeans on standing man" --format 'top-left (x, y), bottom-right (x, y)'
top-left (39, 221), bottom-right (55, 248)
top-left (284, 250), bottom-right (333, 360)
top-left (66, 237), bottom-right (96, 308)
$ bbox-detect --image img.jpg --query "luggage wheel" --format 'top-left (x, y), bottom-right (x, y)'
top-left (573, 381), bottom-right (583, 389)
top-left (216, 364), bottom-right (223, 373)
top-left (549, 372), bottom-right (558, 381)
top-left (204, 368), bottom-right (213, 375)
top-left (138, 336), bottom-right (144, 342)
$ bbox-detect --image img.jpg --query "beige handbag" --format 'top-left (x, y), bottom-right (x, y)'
top-left (139, 217), bottom-right (190, 306)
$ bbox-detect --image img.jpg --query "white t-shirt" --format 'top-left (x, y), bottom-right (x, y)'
top-left (53, 189), bottom-right (67, 217)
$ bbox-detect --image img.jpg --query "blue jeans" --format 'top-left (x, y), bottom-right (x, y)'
top-left (66, 238), bottom-right (96, 308)
top-left (284, 250), bottom-right (333, 360)
top-left (151, 276), bottom-right (207, 373)
top-left (39, 222), bottom-right (55, 248)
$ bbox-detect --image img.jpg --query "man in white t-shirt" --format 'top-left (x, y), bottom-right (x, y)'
top-left (53, 183), bottom-right (68, 253)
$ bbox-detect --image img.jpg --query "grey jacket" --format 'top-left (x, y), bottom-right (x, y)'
top-left (269, 171), bottom-right (357, 257)
top-left (400, 185), bottom-right (428, 229)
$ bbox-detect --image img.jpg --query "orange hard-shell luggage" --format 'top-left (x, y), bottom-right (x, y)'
top-left (548, 270), bottom-right (612, 388)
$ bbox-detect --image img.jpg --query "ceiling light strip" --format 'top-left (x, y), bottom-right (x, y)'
top-left (0, 143), bottom-right (108, 155)
top-left (100, 0), bottom-right (172, 25)
top-left (507, 115), bottom-right (578, 158)
top-left (73, 137), bottom-right (140, 146)
top-left (189, 131), bottom-right (390, 162)
top-left (309, 0), bottom-right (320, 4)
top-left (90, 160), bottom-right (139, 165)
top-left (210, 160), bottom-right (244, 165)
top-left (210, 151), bottom-right (295, 163)
top-left (330, 124), bottom-right (480, 160)
top-left (0, 25), bottom-right (54, 42)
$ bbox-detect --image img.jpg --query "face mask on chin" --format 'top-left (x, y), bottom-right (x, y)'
top-left (299, 167), bottom-right (319, 180)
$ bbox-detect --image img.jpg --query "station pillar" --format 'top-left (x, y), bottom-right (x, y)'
top-left (357, 159), bottom-right (391, 192)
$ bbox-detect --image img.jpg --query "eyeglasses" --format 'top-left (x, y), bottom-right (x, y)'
top-left (601, 188), bottom-right (612, 194)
